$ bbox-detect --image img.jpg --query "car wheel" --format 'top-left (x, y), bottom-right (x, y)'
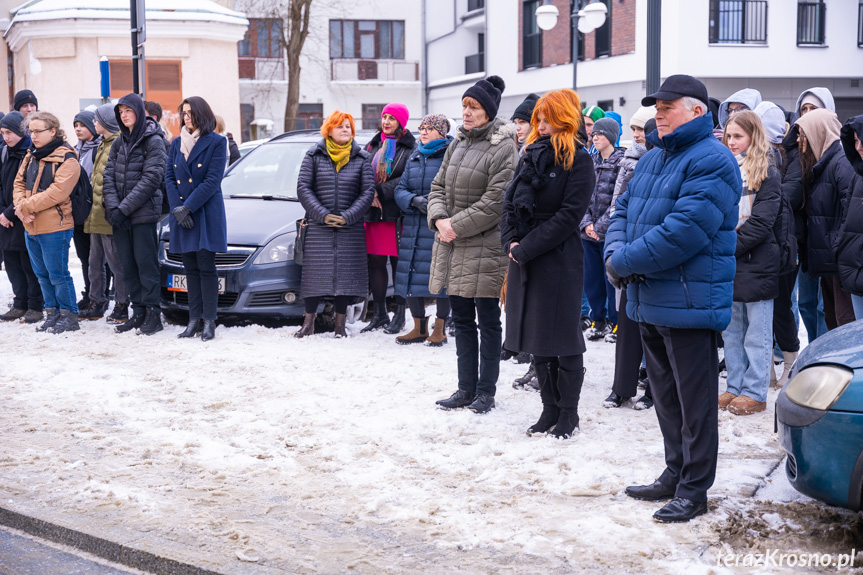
top-left (161, 308), bottom-right (189, 325)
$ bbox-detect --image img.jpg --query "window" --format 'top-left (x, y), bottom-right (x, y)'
top-left (594, 0), bottom-right (612, 57)
top-left (797, 0), bottom-right (826, 46)
top-left (597, 99), bottom-right (613, 112)
top-left (238, 18), bottom-right (283, 58)
top-left (362, 104), bottom-right (385, 130)
top-left (296, 103), bottom-right (324, 131)
top-left (859, 1), bottom-right (863, 47)
top-left (465, 33), bottom-right (485, 74)
top-left (468, 0), bottom-right (485, 11)
top-left (109, 60), bottom-right (183, 136)
top-left (240, 103), bottom-right (254, 143)
top-left (330, 21), bottom-right (405, 59)
top-left (523, 0), bottom-right (542, 69)
top-left (708, 0), bottom-right (768, 44)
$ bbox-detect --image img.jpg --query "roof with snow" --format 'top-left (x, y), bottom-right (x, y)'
top-left (9, 0), bottom-right (248, 26)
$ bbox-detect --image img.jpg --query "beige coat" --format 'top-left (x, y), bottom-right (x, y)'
top-left (12, 143), bottom-right (80, 236)
top-left (427, 117), bottom-right (517, 298)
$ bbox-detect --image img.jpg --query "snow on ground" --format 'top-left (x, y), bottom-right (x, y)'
top-left (0, 254), bottom-right (861, 574)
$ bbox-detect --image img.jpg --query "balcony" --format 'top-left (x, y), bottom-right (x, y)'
top-left (708, 0), bottom-right (768, 44)
top-left (465, 52), bottom-right (484, 74)
top-left (797, 1), bottom-right (826, 46)
top-left (462, 0), bottom-right (485, 30)
top-left (330, 59), bottom-right (419, 83)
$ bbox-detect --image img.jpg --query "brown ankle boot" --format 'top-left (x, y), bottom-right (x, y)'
top-left (396, 316), bottom-right (428, 344)
top-left (426, 317), bottom-right (448, 347)
top-left (294, 312), bottom-right (316, 338)
top-left (334, 313), bottom-right (347, 338)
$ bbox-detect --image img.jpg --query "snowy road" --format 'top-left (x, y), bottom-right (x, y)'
top-left (0, 260), bottom-right (861, 574)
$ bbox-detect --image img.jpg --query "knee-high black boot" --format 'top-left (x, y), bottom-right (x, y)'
top-left (527, 361), bottom-right (560, 435)
top-left (550, 367), bottom-right (585, 439)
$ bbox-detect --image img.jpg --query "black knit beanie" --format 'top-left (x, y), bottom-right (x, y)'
top-left (13, 90), bottom-right (37, 112)
top-left (512, 93), bottom-right (540, 122)
top-left (463, 75), bottom-right (506, 119)
top-left (74, 110), bottom-right (97, 139)
top-left (0, 111), bottom-right (26, 138)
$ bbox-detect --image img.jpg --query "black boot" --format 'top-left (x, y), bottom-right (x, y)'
top-left (116, 307), bottom-right (146, 333)
top-left (361, 301), bottom-right (390, 333)
top-left (138, 307), bottom-right (164, 336)
top-left (512, 362), bottom-right (537, 389)
top-left (527, 362), bottom-right (560, 435)
top-left (550, 367), bottom-right (585, 439)
top-left (36, 307), bottom-right (59, 332)
top-left (383, 303), bottom-right (406, 334)
top-left (201, 320), bottom-right (216, 341)
top-left (178, 319), bottom-right (203, 338)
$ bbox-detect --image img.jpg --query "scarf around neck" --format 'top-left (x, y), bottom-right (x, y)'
top-left (505, 136), bottom-right (555, 240)
top-left (417, 138), bottom-right (447, 157)
top-left (736, 152), bottom-right (754, 230)
top-left (76, 136), bottom-right (101, 177)
top-left (326, 137), bottom-right (353, 172)
top-left (180, 126), bottom-right (201, 161)
top-left (372, 132), bottom-right (398, 183)
top-left (30, 137), bottom-right (65, 161)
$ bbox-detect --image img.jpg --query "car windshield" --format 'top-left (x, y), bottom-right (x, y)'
top-left (221, 141), bottom-right (314, 200)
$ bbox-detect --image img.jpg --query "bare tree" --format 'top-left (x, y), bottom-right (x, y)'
top-left (279, 0), bottom-right (313, 132)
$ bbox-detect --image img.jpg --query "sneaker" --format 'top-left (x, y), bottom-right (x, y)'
top-left (0, 307), bottom-right (26, 321)
top-left (137, 307), bottom-right (163, 336)
top-left (80, 300), bottom-right (109, 320)
top-left (467, 394), bottom-right (495, 414)
top-left (580, 317), bottom-right (592, 331)
top-left (22, 309), bottom-right (44, 324)
top-left (106, 302), bottom-right (130, 324)
top-left (586, 319), bottom-right (613, 341)
top-left (604, 331), bottom-right (617, 344)
top-left (50, 309), bottom-right (80, 334)
top-left (637, 367), bottom-right (649, 389)
top-left (603, 391), bottom-right (630, 408)
top-left (634, 395), bottom-right (654, 410)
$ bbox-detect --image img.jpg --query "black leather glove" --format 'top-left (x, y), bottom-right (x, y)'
top-left (410, 195), bottom-right (428, 214)
top-left (172, 205), bottom-right (194, 230)
top-left (605, 257), bottom-right (625, 290)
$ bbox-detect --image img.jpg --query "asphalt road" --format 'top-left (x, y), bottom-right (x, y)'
top-left (0, 527), bottom-right (142, 575)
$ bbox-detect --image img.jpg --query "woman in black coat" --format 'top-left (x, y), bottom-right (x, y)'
top-left (295, 110), bottom-right (375, 338)
top-left (836, 114), bottom-right (863, 317)
top-left (501, 89), bottom-right (595, 439)
top-left (362, 103), bottom-right (416, 334)
top-left (0, 112), bottom-right (42, 322)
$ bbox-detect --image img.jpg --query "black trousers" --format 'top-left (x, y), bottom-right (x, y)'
top-left (2, 249), bottom-right (43, 310)
top-left (612, 289), bottom-right (651, 399)
top-left (773, 268), bottom-right (800, 353)
top-left (113, 223), bottom-right (160, 310)
top-left (73, 224), bottom-right (91, 298)
top-left (450, 295), bottom-right (501, 397)
top-left (407, 296), bottom-right (451, 320)
top-left (181, 250), bottom-right (218, 321)
top-left (639, 323), bottom-right (719, 503)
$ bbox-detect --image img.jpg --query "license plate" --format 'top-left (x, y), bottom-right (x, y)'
top-left (168, 274), bottom-right (226, 294)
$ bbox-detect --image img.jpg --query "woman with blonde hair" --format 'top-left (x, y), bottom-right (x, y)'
top-left (501, 89), bottom-right (595, 437)
top-left (719, 111), bottom-right (782, 415)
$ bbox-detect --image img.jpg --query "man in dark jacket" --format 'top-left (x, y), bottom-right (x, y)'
top-left (103, 93), bottom-right (168, 336)
top-left (604, 75), bottom-right (741, 523)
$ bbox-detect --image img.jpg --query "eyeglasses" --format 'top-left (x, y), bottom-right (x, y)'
top-left (418, 127), bottom-right (434, 133)
top-left (727, 105), bottom-right (749, 114)
top-left (181, 111), bottom-right (193, 118)
top-left (591, 132), bottom-right (604, 139)
top-left (30, 127), bottom-right (52, 134)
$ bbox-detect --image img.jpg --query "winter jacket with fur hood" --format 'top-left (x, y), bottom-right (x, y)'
top-left (12, 141), bottom-right (80, 236)
top-left (427, 117), bottom-right (517, 298)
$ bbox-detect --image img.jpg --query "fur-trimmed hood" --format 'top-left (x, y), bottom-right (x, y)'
top-left (455, 117), bottom-right (517, 146)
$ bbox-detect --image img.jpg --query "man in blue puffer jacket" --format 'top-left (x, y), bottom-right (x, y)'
top-left (604, 75), bottom-right (741, 523)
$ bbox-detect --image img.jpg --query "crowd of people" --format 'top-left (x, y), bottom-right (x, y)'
top-left (2, 75), bottom-right (863, 522)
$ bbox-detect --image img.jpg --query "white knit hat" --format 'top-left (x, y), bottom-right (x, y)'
top-left (629, 106), bottom-right (656, 129)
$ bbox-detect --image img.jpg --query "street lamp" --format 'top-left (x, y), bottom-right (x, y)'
top-left (535, 0), bottom-right (607, 90)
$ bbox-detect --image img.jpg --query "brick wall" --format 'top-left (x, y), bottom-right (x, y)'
top-left (612, 0), bottom-right (636, 57)
top-left (542, 0), bottom-right (572, 67)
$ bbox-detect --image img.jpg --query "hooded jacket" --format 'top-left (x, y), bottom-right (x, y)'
top-left (427, 117), bottom-right (517, 298)
top-left (796, 109), bottom-right (854, 276)
top-left (12, 140), bottom-right (80, 236)
top-left (795, 88), bottom-right (836, 116)
top-left (102, 94), bottom-right (168, 225)
top-left (719, 88), bottom-right (763, 128)
top-left (835, 115), bottom-right (863, 295)
top-left (581, 147), bottom-right (625, 241)
top-left (604, 112), bottom-right (742, 331)
top-left (595, 143), bottom-right (647, 239)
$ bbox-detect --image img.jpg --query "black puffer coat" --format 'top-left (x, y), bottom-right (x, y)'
top-left (580, 148), bottom-right (624, 241)
top-left (835, 115), bottom-right (863, 296)
top-left (733, 166), bottom-right (781, 302)
top-left (364, 130), bottom-right (416, 222)
top-left (102, 94), bottom-right (168, 225)
top-left (0, 135), bottom-right (31, 251)
top-left (803, 140), bottom-right (854, 276)
top-left (297, 138), bottom-right (375, 298)
top-left (782, 126), bottom-right (807, 250)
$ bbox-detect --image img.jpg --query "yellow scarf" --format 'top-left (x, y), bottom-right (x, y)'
top-left (326, 138), bottom-right (352, 172)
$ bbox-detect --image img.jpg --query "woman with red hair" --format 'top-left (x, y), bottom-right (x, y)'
top-left (501, 89), bottom-right (595, 438)
top-left (295, 110), bottom-right (375, 338)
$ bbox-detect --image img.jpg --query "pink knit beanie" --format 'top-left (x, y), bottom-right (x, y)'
top-left (382, 102), bottom-right (410, 130)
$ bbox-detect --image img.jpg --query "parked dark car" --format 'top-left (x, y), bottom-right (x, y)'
top-left (776, 320), bottom-right (863, 512)
top-left (159, 130), bottom-right (374, 323)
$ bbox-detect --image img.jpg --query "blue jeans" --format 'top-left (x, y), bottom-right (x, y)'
top-left (722, 300), bottom-right (773, 403)
top-left (851, 294), bottom-right (863, 321)
top-left (25, 229), bottom-right (77, 314)
top-left (797, 269), bottom-right (827, 343)
top-left (582, 238), bottom-right (617, 325)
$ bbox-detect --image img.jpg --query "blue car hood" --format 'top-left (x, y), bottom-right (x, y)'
top-left (796, 321), bottom-right (863, 371)
top-left (223, 198), bottom-right (306, 246)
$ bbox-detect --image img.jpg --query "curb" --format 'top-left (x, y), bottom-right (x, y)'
top-left (0, 506), bottom-right (225, 575)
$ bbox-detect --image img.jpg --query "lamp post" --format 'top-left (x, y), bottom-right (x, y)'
top-left (535, 0), bottom-right (607, 91)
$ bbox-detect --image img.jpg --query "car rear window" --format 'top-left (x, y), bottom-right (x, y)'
top-left (221, 142), bottom-right (313, 200)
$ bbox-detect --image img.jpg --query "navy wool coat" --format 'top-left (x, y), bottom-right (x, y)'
top-left (297, 139), bottom-right (375, 298)
top-left (165, 132), bottom-right (228, 254)
top-left (393, 138), bottom-right (451, 299)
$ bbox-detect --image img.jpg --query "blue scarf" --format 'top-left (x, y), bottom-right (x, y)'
top-left (417, 138), bottom-right (448, 157)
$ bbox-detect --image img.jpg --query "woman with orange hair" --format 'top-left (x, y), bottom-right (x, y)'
top-left (295, 110), bottom-right (375, 338)
top-left (501, 89), bottom-right (596, 438)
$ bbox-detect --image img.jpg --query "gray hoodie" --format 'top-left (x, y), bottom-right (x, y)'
top-left (753, 101), bottom-right (788, 145)
top-left (719, 88), bottom-right (763, 128)
top-left (795, 87), bottom-right (836, 115)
